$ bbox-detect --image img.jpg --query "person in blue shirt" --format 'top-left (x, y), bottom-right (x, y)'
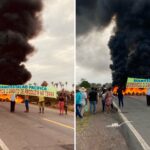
top-left (24, 95), bottom-right (29, 112)
top-left (76, 89), bottom-right (83, 118)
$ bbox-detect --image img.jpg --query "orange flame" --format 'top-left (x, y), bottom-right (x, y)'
top-left (113, 87), bottom-right (147, 95)
top-left (0, 94), bottom-right (23, 103)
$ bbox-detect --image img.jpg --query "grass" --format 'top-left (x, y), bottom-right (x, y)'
top-left (76, 112), bottom-right (91, 133)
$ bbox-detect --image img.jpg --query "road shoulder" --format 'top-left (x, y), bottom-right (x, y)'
top-left (77, 111), bottom-right (129, 150)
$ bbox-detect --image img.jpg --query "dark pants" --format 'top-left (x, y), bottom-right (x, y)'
top-left (111, 103), bottom-right (114, 109)
top-left (146, 95), bottom-right (150, 106)
top-left (90, 101), bottom-right (97, 113)
top-left (118, 96), bottom-right (124, 108)
top-left (25, 100), bottom-right (29, 112)
top-left (76, 104), bottom-right (82, 118)
top-left (102, 100), bottom-right (105, 112)
top-left (10, 101), bottom-right (15, 112)
top-left (64, 105), bottom-right (68, 115)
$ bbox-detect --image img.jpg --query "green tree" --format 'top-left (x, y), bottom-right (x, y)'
top-left (80, 80), bottom-right (91, 89)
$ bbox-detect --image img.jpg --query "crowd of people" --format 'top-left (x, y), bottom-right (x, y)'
top-left (9, 86), bottom-right (73, 116)
top-left (10, 81), bottom-right (49, 113)
top-left (8, 84), bottom-right (124, 117)
top-left (76, 86), bottom-right (124, 118)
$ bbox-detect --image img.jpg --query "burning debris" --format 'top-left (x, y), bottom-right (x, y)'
top-left (113, 87), bottom-right (147, 96)
top-left (0, 94), bottom-right (23, 103)
top-left (77, 0), bottom-right (150, 87)
top-left (0, 0), bottom-right (43, 85)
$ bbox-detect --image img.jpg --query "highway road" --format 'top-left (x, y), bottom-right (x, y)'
top-left (114, 96), bottom-right (150, 149)
top-left (0, 102), bottom-right (74, 150)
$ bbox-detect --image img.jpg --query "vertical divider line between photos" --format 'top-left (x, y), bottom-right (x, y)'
top-left (74, 0), bottom-right (76, 149)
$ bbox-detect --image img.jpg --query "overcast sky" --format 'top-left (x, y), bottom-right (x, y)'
top-left (25, 0), bottom-right (74, 89)
top-left (76, 23), bottom-right (114, 84)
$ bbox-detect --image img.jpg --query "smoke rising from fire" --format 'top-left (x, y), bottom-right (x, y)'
top-left (0, 0), bottom-right (42, 84)
top-left (77, 0), bottom-right (150, 87)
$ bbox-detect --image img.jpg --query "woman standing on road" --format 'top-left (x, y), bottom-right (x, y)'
top-left (58, 91), bottom-right (65, 115)
top-left (105, 87), bottom-right (113, 113)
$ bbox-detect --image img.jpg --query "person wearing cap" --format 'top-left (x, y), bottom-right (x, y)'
top-left (38, 81), bottom-right (48, 113)
top-left (80, 87), bottom-right (88, 116)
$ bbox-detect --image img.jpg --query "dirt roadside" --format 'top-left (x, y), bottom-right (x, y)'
top-left (76, 99), bottom-right (129, 150)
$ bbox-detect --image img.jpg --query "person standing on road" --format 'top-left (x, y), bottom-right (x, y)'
top-left (39, 81), bottom-right (48, 114)
top-left (101, 89), bottom-right (107, 112)
top-left (64, 94), bottom-right (68, 115)
top-left (117, 87), bottom-right (124, 108)
top-left (88, 87), bottom-right (98, 114)
top-left (58, 91), bottom-right (65, 115)
top-left (105, 87), bottom-right (113, 113)
top-left (76, 89), bottom-right (83, 118)
top-left (24, 95), bottom-right (29, 113)
top-left (39, 96), bottom-right (45, 113)
top-left (10, 93), bottom-right (16, 112)
top-left (80, 87), bottom-right (88, 117)
top-left (64, 93), bottom-right (70, 115)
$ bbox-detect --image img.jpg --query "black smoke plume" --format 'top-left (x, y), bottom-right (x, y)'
top-left (77, 0), bottom-right (150, 87)
top-left (0, 0), bottom-right (42, 85)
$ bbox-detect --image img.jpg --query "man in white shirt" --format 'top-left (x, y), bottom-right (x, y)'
top-left (146, 88), bottom-right (150, 106)
top-left (10, 93), bottom-right (16, 112)
top-left (80, 87), bottom-right (88, 116)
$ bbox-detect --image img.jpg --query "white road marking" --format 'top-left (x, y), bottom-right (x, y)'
top-left (106, 121), bottom-right (133, 128)
top-left (113, 102), bottom-right (150, 150)
top-left (0, 139), bottom-right (9, 150)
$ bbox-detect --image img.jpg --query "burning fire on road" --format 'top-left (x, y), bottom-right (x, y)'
top-left (0, 94), bottom-right (23, 103)
top-left (113, 87), bottom-right (147, 96)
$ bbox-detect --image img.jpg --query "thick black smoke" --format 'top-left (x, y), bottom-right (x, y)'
top-left (77, 0), bottom-right (150, 87)
top-left (0, 0), bottom-right (42, 85)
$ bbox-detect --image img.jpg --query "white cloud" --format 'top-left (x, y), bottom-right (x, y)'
top-left (77, 23), bottom-right (114, 84)
top-left (25, 0), bottom-right (74, 89)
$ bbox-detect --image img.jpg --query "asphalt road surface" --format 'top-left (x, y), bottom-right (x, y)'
top-left (114, 96), bottom-right (150, 148)
top-left (0, 102), bottom-right (74, 150)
